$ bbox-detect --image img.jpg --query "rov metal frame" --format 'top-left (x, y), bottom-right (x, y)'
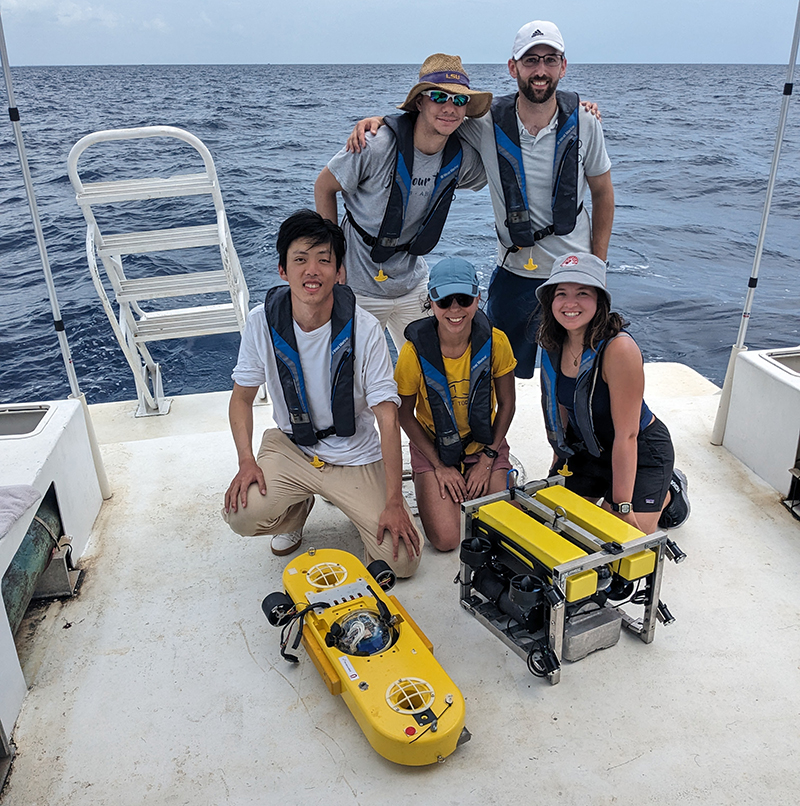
top-left (458, 477), bottom-right (670, 685)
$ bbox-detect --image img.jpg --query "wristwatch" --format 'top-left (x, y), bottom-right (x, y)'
top-left (611, 501), bottom-right (632, 515)
top-left (482, 446), bottom-right (499, 460)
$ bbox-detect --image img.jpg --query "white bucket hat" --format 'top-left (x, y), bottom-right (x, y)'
top-left (535, 253), bottom-right (611, 306)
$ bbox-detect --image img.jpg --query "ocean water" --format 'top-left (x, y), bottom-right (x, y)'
top-left (0, 63), bottom-right (798, 405)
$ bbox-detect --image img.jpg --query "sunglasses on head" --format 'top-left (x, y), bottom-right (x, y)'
top-left (421, 89), bottom-right (470, 107)
top-left (434, 293), bottom-right (477, 309)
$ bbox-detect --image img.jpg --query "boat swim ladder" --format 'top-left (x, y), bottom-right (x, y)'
top-left (67, 126), bottom-right (250, 416)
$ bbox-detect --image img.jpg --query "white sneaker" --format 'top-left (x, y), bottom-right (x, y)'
top-left (271, 530), bottom-right (303, 557)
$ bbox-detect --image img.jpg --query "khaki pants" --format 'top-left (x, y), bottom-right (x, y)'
top-left (223, 429), bottom-right (422, 578)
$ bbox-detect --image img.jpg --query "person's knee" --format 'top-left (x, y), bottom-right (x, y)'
top-left (425, 529), bottom-right (460, 552)
top-left (366, 531), bottom-right (423, 578)
top-left (223, 504), bottom-right (260, 536)
top-left (222, 484), bottom-right (279, 536)
top-left (388, 545), bottom-right (422, 579)
top-left (416, 508), bottom-right (460, 552)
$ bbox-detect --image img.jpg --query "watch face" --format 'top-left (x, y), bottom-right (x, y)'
top-left (619, 503), bottom-right (632, 514)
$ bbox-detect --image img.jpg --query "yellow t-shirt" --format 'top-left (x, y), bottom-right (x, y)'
top-left (395, 326), bottom-right (516, 456)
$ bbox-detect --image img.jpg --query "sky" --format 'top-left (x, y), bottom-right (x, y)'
top-left (1, 0), bottom-right (799, 66)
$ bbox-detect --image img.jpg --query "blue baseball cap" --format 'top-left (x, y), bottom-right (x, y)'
top-left (427, 257), bottom-right (480, 301)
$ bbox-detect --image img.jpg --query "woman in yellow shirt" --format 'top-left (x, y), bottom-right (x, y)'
top-left (395, 257), bottom-right (517, 550)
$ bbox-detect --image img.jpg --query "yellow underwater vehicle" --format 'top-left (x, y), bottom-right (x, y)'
top-left (262, 549), bottom-right (469, 766)
top-left (459, 477), bottom-right (687, 684)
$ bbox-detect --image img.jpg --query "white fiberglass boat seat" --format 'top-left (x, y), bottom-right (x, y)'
top-left (67, 126), bottom-right (250, 416)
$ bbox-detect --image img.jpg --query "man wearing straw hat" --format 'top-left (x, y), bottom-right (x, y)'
top-left (315, 54), bottom-right (492, 351)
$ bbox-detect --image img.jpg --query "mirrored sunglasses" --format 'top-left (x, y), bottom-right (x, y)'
top-left (434, 293), bottom-right (478, 309)
top-left (421, 89), bottom-right (470, 107)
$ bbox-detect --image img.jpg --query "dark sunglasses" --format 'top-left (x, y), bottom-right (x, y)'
top-left (421, 89), bottom-right (470, 107)
top-left (434, 293), bottom-right (477, 309)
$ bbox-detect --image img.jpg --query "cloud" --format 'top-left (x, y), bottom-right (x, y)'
top-left (141, 16), bottom-right (169, 33)
top-left (56, 2), bottom-right (119, 27)
top-left (2, 0), bottom-right (54, 10)
top-left (3, 0), bottom-right (120, 28)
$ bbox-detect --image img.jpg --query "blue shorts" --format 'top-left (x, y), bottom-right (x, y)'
top-left (485, 267), bottom-right (545, 379)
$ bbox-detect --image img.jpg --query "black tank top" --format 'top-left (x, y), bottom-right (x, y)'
top-left (556, 358), bottom-right (653, 453)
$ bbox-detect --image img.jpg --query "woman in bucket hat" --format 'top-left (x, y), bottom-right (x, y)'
top-left (537, 253), bottom-right (689, 533)
top-left (395, 257), bottom-right (517, 551)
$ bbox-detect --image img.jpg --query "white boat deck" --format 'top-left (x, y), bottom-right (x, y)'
top-left (4, 363), bottom-right (800, 805)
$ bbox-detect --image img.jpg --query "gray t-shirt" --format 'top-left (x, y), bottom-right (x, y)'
top-left (459, 98), bottom-right (612, 278)
top-left (328, 125), bottom-right (487, 298)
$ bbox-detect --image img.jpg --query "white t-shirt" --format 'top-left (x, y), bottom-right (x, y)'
top-left (232, 301), bottom-right (400, 466)
top-left (327, 123), bottom-right (487, 298)
top-left (459, 97), bottom-right (612, 278)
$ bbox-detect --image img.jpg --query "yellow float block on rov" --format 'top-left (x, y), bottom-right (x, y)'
top-left (534, 485), bottom-right (656, 580)
top-left (280, 549), bottom-right (467, 766)
top-left (475, 501), bottom-right (597, 602)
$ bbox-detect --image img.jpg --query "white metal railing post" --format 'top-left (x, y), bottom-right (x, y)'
top-left (711, 0), bottom-right (800, 445)
top-left (0, 10), bottom-right (111, 498)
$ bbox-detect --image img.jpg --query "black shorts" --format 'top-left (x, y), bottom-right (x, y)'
top-left (553, 418), bottom-right (675, 513)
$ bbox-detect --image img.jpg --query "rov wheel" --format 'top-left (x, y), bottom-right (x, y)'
top-left (262, 591), bottom-right (295, 626)
top-left (366, 560), bottom-right (396, 592)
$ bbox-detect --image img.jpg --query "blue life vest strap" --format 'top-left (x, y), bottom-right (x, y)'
top-left (346, 113), bottom-right (464, 264)
top-left (404, 310), bottom-right (494, 467)
top-left (541, 333), bottom-right (653, 459)
top-left (491, 90), bottom-right (581, 250)
top-left (264, 284), bottom-right (356, 446)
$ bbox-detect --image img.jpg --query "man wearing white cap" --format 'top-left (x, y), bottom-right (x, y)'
top-left (315, 54), bottom-right (491, 352)
top-left (457, 20), bottom-right (615, 379)
top-left (347, 22), bottom-right (614, 378)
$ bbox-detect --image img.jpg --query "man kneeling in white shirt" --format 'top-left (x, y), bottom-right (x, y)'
top-left (223, 209), bottom-right (422, 577)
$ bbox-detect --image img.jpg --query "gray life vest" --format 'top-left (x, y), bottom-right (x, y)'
top-left (540, 336), bottom-right (653, 459)
top-left (492, 90), bottom-right (581, 249)
top-left (540, 341), bottom-right (606, 459)
top-left (404, 310), bottom-right (494, 467)
top-left (345, 113), bottom-right (464, 264)
top-left (264, 284), bottom-right (356, 446)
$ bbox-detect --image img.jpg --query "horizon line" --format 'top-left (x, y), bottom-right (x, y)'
top-left (7, 61), bottom-right (787, 68)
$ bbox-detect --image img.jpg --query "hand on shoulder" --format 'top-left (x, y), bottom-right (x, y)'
top-left (346, 116), bottom-right (384, 153)
top-left (580, 100), bottom-right (602, 121)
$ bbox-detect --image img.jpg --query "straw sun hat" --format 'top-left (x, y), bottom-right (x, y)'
top-left (397, 53), bottom-right (492, 118)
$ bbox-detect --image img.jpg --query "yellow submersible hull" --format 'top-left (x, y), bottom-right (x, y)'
top-left (262, 548), bottom-right (468, 766)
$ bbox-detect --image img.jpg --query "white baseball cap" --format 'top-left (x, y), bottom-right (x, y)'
top-left (512, 20), bottom-right (565, 60)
